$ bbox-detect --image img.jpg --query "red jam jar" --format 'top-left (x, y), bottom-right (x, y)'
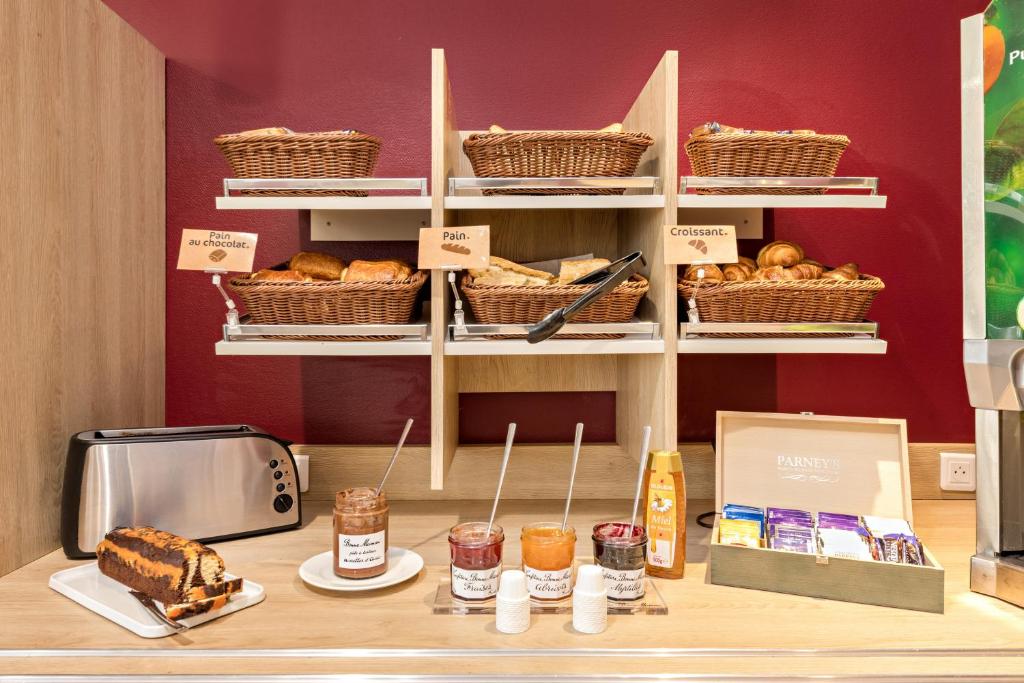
top-left (333, 487), bottom-right (389, 579)
top-left (448, 522), bottom-right (504, 601)
top-left (592, 522), bottom-right (647, 601)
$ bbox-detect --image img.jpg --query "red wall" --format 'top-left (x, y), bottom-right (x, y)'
top-left (104, 0), bottom-right (986, 445)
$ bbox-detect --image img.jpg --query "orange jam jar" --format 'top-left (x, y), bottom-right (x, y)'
top-left (333, 487), bottom-right (389, 579)
top-left (520, 523), bottom-right (576, 601)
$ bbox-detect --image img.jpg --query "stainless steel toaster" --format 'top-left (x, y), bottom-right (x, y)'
top-left (61, 425), bottom-right (302, 558)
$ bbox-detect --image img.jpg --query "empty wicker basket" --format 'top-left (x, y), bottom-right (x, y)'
top-left (462, 131), bottom-right (654, 195)
top-left (229, 270), bottom-right (427, 340)
top-left (214, 131), bottom-right (381, 196)
top-left (678, 275), bottom-right (883, 336)
top-left (684, 133), bottom-right (849, 195)
top-left (460, 274), bottom-right (648, 338)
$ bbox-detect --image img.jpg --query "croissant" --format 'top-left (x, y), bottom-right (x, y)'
top-left (788, 263), bottom-right (821, 280)
top-left (757, 241), bottom-right (805, 268)
top-left (682, 264), bottom-right (724, 283)
top-left (822, 262), bottom-right (860, 281)
top-left (739, 256), bottom-right (757, 271)
top-left (289, 252), bottom-right (346, 280)
top-left (722, 264), bottom-right (751, 281)
top-left (752, 265), bottom-right (791, 281)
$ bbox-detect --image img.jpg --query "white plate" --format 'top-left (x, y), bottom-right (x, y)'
top-left (49, 564), bottom-right (264, 639)
top-left (299, 547), bottom-right (423, 592)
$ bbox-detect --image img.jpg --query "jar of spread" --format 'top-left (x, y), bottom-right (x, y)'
top-left (333, 487), bottom-right (389, 579)
top-left (592, 522), bottom-right (647, 601)
top-left (520, 522), bottom-right (576, 601)
top-left (448, 522), bottom-right (503, 601)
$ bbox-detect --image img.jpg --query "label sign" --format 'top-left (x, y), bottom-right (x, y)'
top-left (418, 226), bottom-right (490, 270)
top-left (663, 225), bottom-right (737, 265)
top-left (177, 229), bottom-right (258, 273)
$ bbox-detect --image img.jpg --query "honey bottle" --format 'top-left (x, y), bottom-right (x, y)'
top-left (643, 450), bottom-right (686, 579)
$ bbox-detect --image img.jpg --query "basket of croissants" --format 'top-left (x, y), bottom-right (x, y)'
top-left (678, 240), bottom-right (884, 332)
top-left (229, 252), bottom-right (427, 340)
top-left (214, 127), bottom-right (381, 196)
top-left (461, 256), bottom-right (649, 338)
top-left (462, 123), bottom-right (654, 195)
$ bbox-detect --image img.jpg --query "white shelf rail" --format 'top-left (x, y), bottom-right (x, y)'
top-left (679, 176), bottom-right (879, 194)
top-left (448, 176), bottom-right (661, 195)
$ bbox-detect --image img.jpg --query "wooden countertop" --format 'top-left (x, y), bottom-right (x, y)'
top-left (2, 499), bottom-right (1024, 678)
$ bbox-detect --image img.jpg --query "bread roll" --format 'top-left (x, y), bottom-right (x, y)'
top-left (558, 258), bottom-right (611, 284)
top-left (250, 269), bottom-right (312, 282)
top-left (682, 264), bottom-right (725, 283)
top-left (469, 256), bottom-right (554, 287)
top-left (289, 252), bottom-right (346, 280)
top-left (756, 241), bottom-right (805, 268)
top-left (343, 259), bottom-right (413, 282)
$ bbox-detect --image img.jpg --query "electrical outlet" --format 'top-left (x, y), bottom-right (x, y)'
top-left (940, 452), bottom-right (976, 492)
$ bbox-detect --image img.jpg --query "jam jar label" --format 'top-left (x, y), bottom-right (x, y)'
top-left (337, 531), bottom-right (386, 569)
top-left (523, 565), bottom-right (572, 598)
top-left (450, 565), bottom-right (500, 599)
top-left (601, 567), bottom-right (645, 600)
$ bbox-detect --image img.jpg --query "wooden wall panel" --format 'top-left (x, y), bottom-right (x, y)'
top-left (0, 0), bottom-right (164, 576)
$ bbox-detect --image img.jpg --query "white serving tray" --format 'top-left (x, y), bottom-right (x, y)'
top-left (49, 564), bottom-right (264, 638)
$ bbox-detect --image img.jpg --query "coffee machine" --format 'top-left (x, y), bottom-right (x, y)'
top-left (962, 5), bottom-right (1024, 608)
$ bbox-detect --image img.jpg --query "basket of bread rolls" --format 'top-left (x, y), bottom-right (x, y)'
top-left (462, 124), bottom-right (654, 195)
top-left (229, 252), bottom-right (426, 339)
top-left (685, 122), bottom-right (850, 195)
top-left (214, 128), bottom-right (381, 196)
top-left (461, 256), bottom-right (648, 338)
top-left (678, 240), bottom-right (884, 333)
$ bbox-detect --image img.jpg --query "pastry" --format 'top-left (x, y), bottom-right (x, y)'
top-left (343, 259), bottom-right (413, 282)
top-left (469, 256), bottom-right (554, 287)
top-left (289, 252), bottom-right (346, 281)
top-left (738, 256), bottom-right (757, 271)
top-left (752, 266), bottom-right (794, 281)
top-left (558, 258), bottom-right (611, 284)
top-left (250, 269), bottom-right (312, 282)
top-left (682, 264), bottom-right (725, 283)
top-left (822, 263), bottom-right (860, 281)
top-left (97, 527), bottom-right (225, 606)
top-left (236, 127), bottom-right (292, 135)
top-left (795, 260), bottom-right (824, 279)
top-left (756, 241), bottom-right (805, 268)
top-left (722, 263), bottom-right (751, 281)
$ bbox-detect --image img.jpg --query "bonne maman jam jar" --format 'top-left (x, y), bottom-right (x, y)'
top-left (448, 522), bottom-right (504, 601)
top-left (333, 487), bottom-right (389, 579)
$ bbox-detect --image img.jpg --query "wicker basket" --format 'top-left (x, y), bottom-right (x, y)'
top-left (214, 131), bottom-right (381, 196)
top-left (684, 133), bottom-right (850, 195)
top-left (986, 283), bottom-right (1024, 328)
top-left (462, 131), bottom-right (654, 195)
top-left (461, 274), bottom-right (649, 338)
top-left (678, 275), bottom-right (883, 336)
top-left (229, 270), bottom-right (427, 340)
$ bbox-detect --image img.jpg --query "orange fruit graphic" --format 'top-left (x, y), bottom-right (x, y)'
top-left (984, 24), bottom-right (1005, 93)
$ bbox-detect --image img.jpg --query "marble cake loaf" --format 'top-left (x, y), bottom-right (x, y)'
top-left (96, 527), bottom-right (226, 606)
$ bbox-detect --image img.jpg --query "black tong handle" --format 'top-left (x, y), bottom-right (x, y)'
top-left (525, 251), bottom-right (646, 344)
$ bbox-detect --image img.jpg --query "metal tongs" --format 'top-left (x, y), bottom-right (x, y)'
top-left (525, 251), bottom-right (646, 344)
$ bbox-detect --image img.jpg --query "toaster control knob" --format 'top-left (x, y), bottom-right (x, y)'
top-left (276, 483), bottom-right (286, 493)
top-left (269, 459), bottom-right (279, 469)
top-left (273, 470), bottom-right (283, 480)
top-left (273, 494), bottom-right (294, 513)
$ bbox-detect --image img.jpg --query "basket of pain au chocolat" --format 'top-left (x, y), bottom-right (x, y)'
top-left (460, 256), bottom-right (648, 338)
top-left (229, 251), bottom-right (428, 340)
top-left (677, 240), bottom-right (884, 337)
top-left (97, 527), bottom-right (243, 623)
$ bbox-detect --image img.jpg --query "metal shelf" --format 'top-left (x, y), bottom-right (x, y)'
top-left (216, 318), bottom-right (431, 356)
top-left (678, 321), bottom-right (887, 355)
top-left (445, 176), bottom-right (664, 209)
top-left (678, 176), bottom-right (887, 209)
top-left (446, 319), bottom-right (662, 356)
top-left (216, 178), bottom-right (431, 210)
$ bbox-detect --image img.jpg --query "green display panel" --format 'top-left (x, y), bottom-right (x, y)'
top-left (985, 0), bottom-right (1024, 335)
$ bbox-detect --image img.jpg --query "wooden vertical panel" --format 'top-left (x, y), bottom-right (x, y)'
top-left (0, 0), bottom-right (164, 576)
top-left (430, 49), bottom-right (459, 489)
top-left (618, 51), bottom-right (679, 454)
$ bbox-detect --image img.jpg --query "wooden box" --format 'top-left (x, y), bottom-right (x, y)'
top-left (709, 411), bottom-right (945, 613)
